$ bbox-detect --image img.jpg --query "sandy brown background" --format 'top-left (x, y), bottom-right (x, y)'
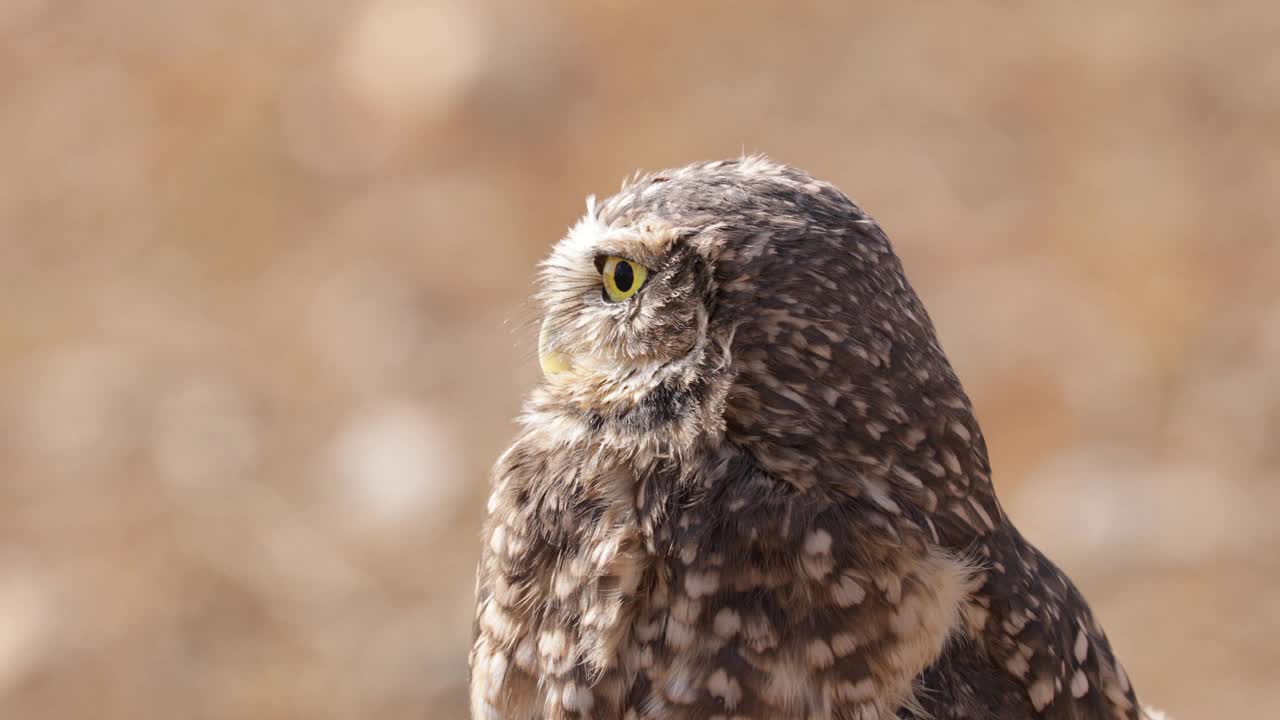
top-left (2, 2), bottom-right (1278, 718)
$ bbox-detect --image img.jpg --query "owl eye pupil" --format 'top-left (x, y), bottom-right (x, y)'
top-left (613, 261), bottom-right (634, 292)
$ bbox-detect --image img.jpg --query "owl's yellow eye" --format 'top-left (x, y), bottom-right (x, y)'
top-left (601, 256), bottom-right (648, 302)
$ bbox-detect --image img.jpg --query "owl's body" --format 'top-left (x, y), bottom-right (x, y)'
top-left (470, 158), bottom-right (1150, 719)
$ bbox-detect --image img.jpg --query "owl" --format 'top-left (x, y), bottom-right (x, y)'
top-left (470, 157), bottom-right (1158, 719)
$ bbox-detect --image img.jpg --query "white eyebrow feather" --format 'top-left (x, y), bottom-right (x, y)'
top-left (558, 203), bottom-right (642, 261)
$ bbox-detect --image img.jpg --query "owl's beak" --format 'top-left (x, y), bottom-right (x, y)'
top-left (538, 318), bottom-right (573, 377)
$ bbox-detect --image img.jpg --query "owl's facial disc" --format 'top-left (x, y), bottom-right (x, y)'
top-left (539, 254), bottom-right (656, 378)
top-left (534, 214), bottom-right (712, 422)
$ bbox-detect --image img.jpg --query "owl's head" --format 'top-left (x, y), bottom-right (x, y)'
top-left (531, 157), bottom-right (978, 489)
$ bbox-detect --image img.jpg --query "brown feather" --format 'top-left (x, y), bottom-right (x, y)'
top-left (470, 157), bottom-right (1143, 719)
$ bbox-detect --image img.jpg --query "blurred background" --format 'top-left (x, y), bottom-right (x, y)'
top-left (1, 1), bottom-right (1277, 718)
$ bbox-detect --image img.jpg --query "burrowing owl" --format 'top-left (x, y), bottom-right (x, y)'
top-left (470, 158), bottom-right (1154, 719)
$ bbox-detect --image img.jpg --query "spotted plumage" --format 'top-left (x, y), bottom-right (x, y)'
top-left (470, 157), bottom-right (1157, 719)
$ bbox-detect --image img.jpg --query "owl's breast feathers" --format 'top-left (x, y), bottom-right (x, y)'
top-left (471, 423), bottom-right (1141, 720)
